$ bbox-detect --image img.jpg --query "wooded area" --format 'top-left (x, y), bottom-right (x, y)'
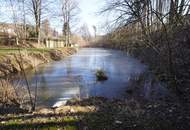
top-left (95, 0), bottom-right (190, 98)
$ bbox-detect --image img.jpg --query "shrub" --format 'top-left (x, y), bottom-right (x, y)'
top-left (95, 69), bottom-right (108, 81)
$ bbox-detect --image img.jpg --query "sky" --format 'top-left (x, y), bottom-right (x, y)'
top-left (78, 0), bottom-right (106, 35)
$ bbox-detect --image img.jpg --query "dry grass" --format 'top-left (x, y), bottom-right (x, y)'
top-left (0, 79), bottom-right (30, 108)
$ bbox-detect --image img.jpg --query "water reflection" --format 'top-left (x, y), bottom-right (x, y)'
top-left (20, 48), bottom-right (147, 107)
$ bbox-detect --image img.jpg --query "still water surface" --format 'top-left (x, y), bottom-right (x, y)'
top-left (22, 48), bottom-right (147, 107)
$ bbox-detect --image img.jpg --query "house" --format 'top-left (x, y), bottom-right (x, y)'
top-left (0, 23), bottom-right (16, 36)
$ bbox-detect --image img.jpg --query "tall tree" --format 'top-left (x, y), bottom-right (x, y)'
top-left (31, 0), bottom-right (42, 45)
top-left (61, 0), bottom-right (79, 46)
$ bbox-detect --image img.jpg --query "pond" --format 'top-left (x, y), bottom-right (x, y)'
top-left (19, 48), bottom-right (148, 107)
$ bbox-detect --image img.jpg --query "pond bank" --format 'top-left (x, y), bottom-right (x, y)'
top-left (0, 48), bottom-right (77, 78)
top-left (0, 97), bottom-right (189, 130)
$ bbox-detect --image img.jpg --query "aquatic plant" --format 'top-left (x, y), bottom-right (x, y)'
top-left (95, 69), bottom-right (108, 81)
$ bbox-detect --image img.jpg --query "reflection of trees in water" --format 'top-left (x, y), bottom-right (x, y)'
top-left (64, 59), bottom-right (86, 99)
top-left (36, 66), bottom-right (46, 74)
top-left (66, 59), bottom-right (72, 76)
top-left (19, 66), bottom-right (46, 86)
top-left (38, 74), bottom-right (50, 101)
top-left (77, 75), bottom-right (97, 99)
top-left (70, 75), bottom-right (89, 99)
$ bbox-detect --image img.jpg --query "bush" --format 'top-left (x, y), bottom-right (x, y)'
top-left (0, 79), bottom-right (31, 108)
top-left (95, 69), bottom-right (108, 81)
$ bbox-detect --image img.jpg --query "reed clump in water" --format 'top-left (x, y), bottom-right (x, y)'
top-left (95, 69), bottom-right (108, 81)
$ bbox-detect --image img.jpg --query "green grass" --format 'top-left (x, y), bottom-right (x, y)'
top-left (0, 48), bottom-right (52, 54)
top-left (0, 47), bottom-right (76, 61)
top-left (0, 115), bottom-right (80, 130)
top-left (0, 47), bottom-right (76, 54)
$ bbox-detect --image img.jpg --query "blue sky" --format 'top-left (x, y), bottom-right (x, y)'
top-left (78, 0), bottom-right (106, 34)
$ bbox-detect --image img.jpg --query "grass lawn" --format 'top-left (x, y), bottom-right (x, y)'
top-left (0, 47), bottom-right (76, 54)
top-left (0, 48), bottom-right (52, 54)
top-left (0, 47), bottom-right (76, 57)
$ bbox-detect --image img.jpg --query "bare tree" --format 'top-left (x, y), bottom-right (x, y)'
top-left (79, 23), bottom-right (92, 42)
top-left (26, 0), bottom-right (56, 44)
top-left (21, 0), bottom-right (27, 42)
top-left (93, 25), bottom-right (97, 38)
top-left (30, 0), bottom-right (42, 45)
top-left (60, 0), bottom-right (79, 46)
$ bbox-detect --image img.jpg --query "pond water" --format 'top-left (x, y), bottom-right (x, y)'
top-left (19, 48), bottom-right (148, 107)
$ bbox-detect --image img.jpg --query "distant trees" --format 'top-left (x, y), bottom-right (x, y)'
top-left (93, 25), bottom-right (97, 38)
top-left (41, 19), bottom-right (50, 38)
top-left (79, 23), bottom-right (92, 42)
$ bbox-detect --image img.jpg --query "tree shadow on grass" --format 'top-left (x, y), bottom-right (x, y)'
top-left (1, 97), bottom-right (190, 130)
